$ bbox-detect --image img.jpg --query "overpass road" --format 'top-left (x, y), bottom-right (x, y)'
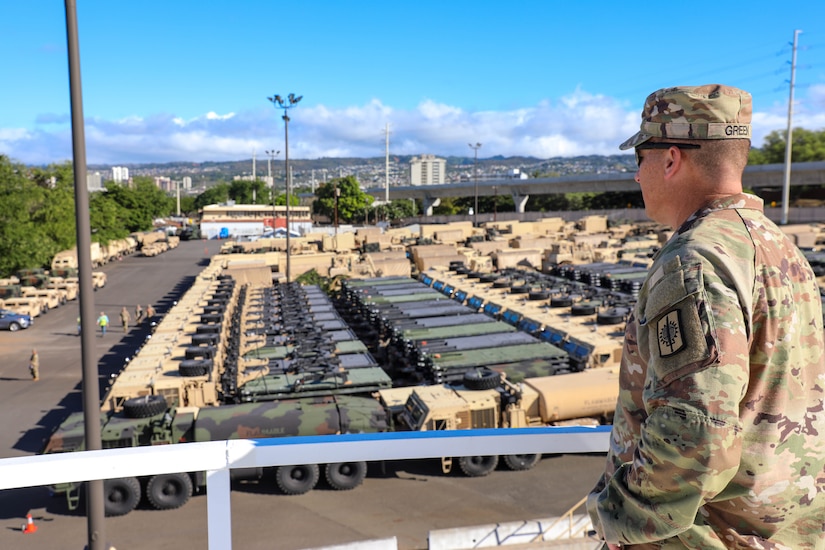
top-left (364, 161), bottom-right (825, 215)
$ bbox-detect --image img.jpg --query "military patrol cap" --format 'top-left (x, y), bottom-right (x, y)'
top-left (620, 84), bottom-right (752, 150)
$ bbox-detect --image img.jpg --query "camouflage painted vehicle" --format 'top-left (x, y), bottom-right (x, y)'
top-left (42, 394), bottom-right (390, 516)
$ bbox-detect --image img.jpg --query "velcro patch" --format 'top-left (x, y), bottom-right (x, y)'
top-left (657, 309), bottom-right (685, 357)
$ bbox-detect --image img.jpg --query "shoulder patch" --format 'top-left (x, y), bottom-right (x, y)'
top-left (657, 309), bottom-right (685, 357)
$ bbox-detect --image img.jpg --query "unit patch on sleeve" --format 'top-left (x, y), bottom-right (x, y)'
top-left (657, 309), bottom-right (685, 357)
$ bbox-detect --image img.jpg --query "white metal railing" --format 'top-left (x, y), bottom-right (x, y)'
top-left (0, 426), bottom-right (610, 549)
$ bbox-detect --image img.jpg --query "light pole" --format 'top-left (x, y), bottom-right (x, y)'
top-left (493, 185), bottom-right (497, 222)
top-left (469, 142), bottom-right (482, 226)
top-left (265, 149), bottom-right (280, 236)
top-left (268, 93), bottom-right (302, 283)
top-left (265, 149), bottom-right (280, 199)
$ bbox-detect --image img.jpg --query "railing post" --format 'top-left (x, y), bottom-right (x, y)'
top-left (206, 468), bottom-right (232, 549)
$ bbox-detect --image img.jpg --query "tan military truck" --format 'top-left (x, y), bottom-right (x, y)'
top-left (64, 271), bottom-right (107, 291)
top-left (377, 367), bottom-right (618, 476)
top-left (47, 277), bottom-right (79, 301)
top-left (0, 296), bottom-right (44, 318)
top-left (20, 286), bottom-right (63, 310)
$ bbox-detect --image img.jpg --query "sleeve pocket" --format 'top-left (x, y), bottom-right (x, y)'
top-left (642, 263), bottom-right (716, 387)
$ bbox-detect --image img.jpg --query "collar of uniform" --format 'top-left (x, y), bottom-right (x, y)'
top-left (677, 193), bottom-right (763, 234)
top-left (649, 193), bottom-right (762, 263)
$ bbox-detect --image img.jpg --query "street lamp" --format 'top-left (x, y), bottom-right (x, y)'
top-left (469, 142), bottom-right (482, 226)
top-left (267, 93), bottom-right (302, 283)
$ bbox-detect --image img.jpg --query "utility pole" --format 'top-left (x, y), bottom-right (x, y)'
top-left (469, 142), bottom-right (482, 226)
top-left (383, 122), bottom-right (391, 203)
top-left (781, 29), bottom-right (801, 225)
top-left (266, 150), bottom-right (280, 198)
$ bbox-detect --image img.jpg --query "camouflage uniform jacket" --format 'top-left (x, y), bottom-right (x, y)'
top-left (587, 193), bottom-right (825, 549)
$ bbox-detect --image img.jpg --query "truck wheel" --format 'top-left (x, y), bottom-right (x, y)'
top-left (462, 368), bottom-right (501, 390)
top-left (123, 395), bottom-right (167, 418)
top-left (275, 464), bottom-right (319, 495)
top-left (179, 359), bottom-right (212, 377)
top-left (571, 303), bottom-right (598, 316)
top-left (146, 473), bottom-right (192, 510)
top-left (503, 454), bottom-right (540, 471)
top-left (458, 455), bottom-right (499, 477)
top-left (324, 462), bottom-right (367, 491)
top-left (103, 477), bottom-right (141, 517)
top-left (597, 308), bottom-right (630, 325)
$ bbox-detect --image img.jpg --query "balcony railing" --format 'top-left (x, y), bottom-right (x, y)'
top-left (1, 426), bottom-right (609, 549)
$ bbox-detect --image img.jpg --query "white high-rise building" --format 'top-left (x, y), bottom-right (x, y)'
top-left (182, 176), bottom-right (192, 190)
top-left (87, 172), bottom-right (103, 192)
top-left (112, 166), bottom-right (129, 183)
top-left (409, 155), bottom-right (446, 186)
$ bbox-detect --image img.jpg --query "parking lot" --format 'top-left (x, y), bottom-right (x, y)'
top-left (0, 239), bottom-right (606, 549)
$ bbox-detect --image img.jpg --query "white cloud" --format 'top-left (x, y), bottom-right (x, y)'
top-left (2, 88), bottom-right (824, 165)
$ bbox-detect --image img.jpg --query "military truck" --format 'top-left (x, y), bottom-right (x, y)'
top-left (377, 367), bottom-right (619, 476)
top-left (51, 242), bottom-right (106, 270)
top-left (0, 283), bottom-right (45, 317)
top-left (46, 277), bottom-right (79, 301)
top-left (43, 394), bottom-right (390, 516)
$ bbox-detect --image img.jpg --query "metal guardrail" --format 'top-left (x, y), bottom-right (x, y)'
top-left (0, 426), bottom-right (610, 549)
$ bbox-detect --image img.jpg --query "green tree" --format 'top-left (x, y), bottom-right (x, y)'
top-left (273, 191), bottom-right (301, 207)
top-left (313, 176), bottom-right (374, 223)
top-left (101, 177), bottom-right (173, 232)
top-left (193, 182), bottom-right (230, 211)
top-left (375, 199), bottom-right (417, 221)
top-left (178, 196), bottom-right (197, 216)
top-left (227, 179), bottom-right (270, 205)
top-left (432, 197), bottom-right (462, 216)
top-left (749, 128), bottom-right (825, 165)
top-left (0, 156), bottom-right (48, 274)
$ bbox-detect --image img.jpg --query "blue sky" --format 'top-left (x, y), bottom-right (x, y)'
top-left (2, 1), bottom-right (824, 165)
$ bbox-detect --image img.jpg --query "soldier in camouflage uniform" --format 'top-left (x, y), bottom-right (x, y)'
top-left (586, 84), bottom-right (825, 549)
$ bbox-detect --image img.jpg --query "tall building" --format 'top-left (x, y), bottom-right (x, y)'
top-left (112, 166), bottom-right (129, 183)
top-left (155, 176), bottom-right (173, 192)
top-left (182, 176), bottom-right (192, 190)
top-left (409, 155), bottom-right (446, 186)
top-left (87, 171), bottom-right (103, 192)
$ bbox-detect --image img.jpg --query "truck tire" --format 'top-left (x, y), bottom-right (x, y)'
top-left (179, 359), bottom-right (212, 377)
top-left (103, 477), bottom-right (141, 517)
top-left (458, 455), bottom-right (499, 477)
top-left (550, 296), bottom-right (573, 308)
top-left (123, 395), bottom-right (167, 419)
top-left (597, 307), bottom-right (630, 325)
top-left (146, 473), bottom-right (193, 510)
top-left (571, 303), bottom-right (598, 316)
top-left (275, 464), bottom-right (319, 495)
top-left (503, 454), bottom-right (540, 471)
top-left (462, 368), bottom-right (501, 391)
top-left (324, 462), bottom-right (367, 491)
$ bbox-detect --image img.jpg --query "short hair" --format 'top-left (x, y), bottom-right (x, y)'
top-left (650, 138), bottom-right (751, 176)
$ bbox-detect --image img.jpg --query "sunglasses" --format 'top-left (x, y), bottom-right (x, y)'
top-left (635, 142), bottom-right (701, 167)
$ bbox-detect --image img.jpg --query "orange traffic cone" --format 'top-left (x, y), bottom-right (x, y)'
top-left (22, 513), bottom-right (37, 534)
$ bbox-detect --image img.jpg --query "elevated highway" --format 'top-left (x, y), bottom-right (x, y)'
top-left (365, 161), bottom-right (825, 215)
